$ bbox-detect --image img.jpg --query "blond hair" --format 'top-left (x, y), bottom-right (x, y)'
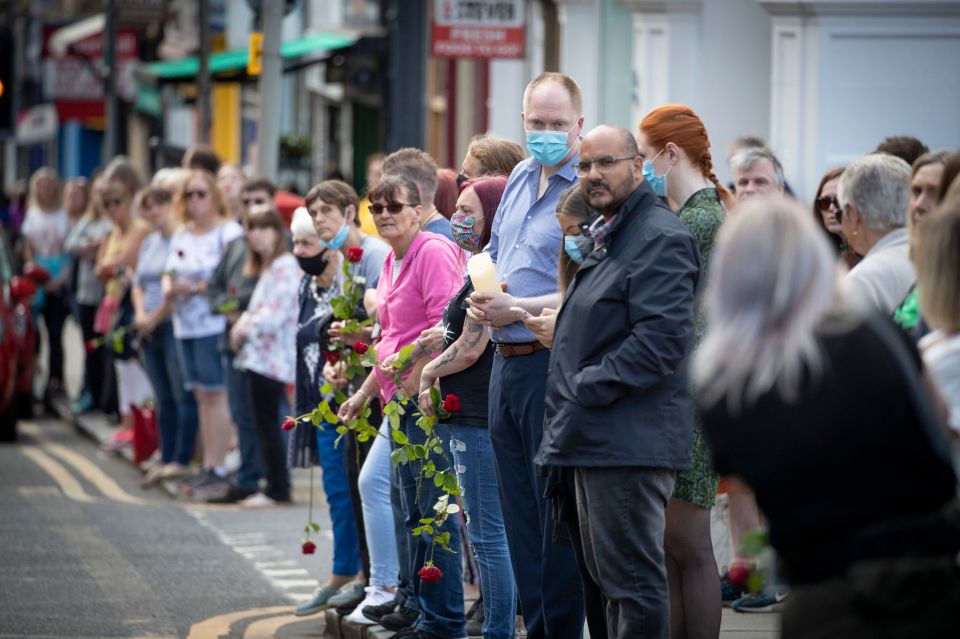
top-left (915, 198), bottom-right (960, 332)
top-left (695, 197), bottom-right (855, 411)
top-left (173, 169), bottom-right (228, 226)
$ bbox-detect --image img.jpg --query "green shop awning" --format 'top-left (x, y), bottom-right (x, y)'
top-left (142, 31), bottom-right (358, 81)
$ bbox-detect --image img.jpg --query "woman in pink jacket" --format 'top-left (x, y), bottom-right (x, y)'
top-left (337, 175), bottom-right (466, 634)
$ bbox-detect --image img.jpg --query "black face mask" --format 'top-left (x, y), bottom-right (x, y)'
top-left (297, 250), bottom-right (330, 276)
top-left (456, 173), bottom-right (469, 188)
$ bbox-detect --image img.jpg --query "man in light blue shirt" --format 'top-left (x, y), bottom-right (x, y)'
top-left (468, 71), bottom-right (585, 639)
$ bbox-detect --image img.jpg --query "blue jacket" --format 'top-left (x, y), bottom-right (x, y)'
top-left (536, 180), bottom-right (701, 469)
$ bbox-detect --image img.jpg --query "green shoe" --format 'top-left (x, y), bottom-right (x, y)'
top-left (327, 581), bottom-right (366, 609)
top-left (294, 585), bottom-right (339, 617)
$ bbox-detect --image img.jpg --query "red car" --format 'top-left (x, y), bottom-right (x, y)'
top-left (0, 229), bottom-right (41, 442)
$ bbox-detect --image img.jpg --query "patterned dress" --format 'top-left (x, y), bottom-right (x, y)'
top-left (673, 188), bottom-right (724, 508)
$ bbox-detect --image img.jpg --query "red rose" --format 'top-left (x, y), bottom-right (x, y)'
top-left (301, 540), bottom-right (317, 555)
top-left (322, 350), bottom-right (341, 365)
top-left (352, 340), bottom-right (369, 355)
top-left (728, 562), bottom-right (751, 587)
top-left (281, 417), bottom-right (296, 432)
top-left (84, 340), bottom-right (96, 353)
top-left (442, 394), bottom-right (460, 414)
top-left (417, 563), bottom-right (443, 584)
top-left (347, 247), bottom-right (364, 263)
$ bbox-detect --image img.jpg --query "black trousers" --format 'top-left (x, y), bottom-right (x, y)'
top-left (39, 291), bottom-right (67, 386)
top-left (344, 407), bottom-right (375, 582)
top-left (247, 371), bottom-right (291, 501)
top-left (76, 303), bottom-right (106, 406)
top-left (488, 350), bottom-right (584, 639)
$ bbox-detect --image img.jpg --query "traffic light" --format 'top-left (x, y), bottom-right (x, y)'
top-left (247, 32), bottom-right (263, 76)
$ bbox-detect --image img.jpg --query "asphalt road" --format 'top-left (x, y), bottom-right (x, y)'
top-left (0, 415), bottom-right (334, 638)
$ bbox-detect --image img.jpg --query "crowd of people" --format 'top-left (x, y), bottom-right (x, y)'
top-left (3, 70), bottom-right (959, 639)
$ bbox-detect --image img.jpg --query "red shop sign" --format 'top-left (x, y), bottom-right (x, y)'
top-left (432, 0), bottom-right (526, 59)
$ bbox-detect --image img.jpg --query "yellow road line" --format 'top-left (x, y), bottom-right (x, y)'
top-left (185, 606), bottom-right (291, 639)
top-left (20, 447), bottom-right (96, 504)
top-left (20, 421), bottom-right (147, 506)
top-left (243, 613), bottom-right (307, 638)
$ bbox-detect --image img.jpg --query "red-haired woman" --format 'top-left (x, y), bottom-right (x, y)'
top-left (637, 104), bottom-right (728, 638)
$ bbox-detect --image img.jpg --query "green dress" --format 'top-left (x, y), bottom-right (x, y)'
top-left (673, 188), bottom-right (723, 509)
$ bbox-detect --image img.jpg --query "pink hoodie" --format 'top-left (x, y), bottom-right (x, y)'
top-left (374, 232), bottom-right (466, 403)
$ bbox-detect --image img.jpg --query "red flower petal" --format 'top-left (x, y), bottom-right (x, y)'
top-left (347, 247), bottom-right (364, 263)
top-left (322, 350), bottom-right (341, 365)
top-left (301, 540), bottom-right (317, 555)
top-left (281, 417), bottom-right (296, 431)
top-left (352, 340), bottom-right (369, 355)
top-left (442, 394), bottom-right (460, 413)
top-left (417, 563), bottom-right (444, 584)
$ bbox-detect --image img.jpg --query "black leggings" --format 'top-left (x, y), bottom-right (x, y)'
top-left (76, 303), bottom-right (107, 405)
top-left (344, 401), bottom-right (376, 582)
top-left (39, 291), bottom-right (67, 386)
top-left (247, 371), bottom-right (291, 501)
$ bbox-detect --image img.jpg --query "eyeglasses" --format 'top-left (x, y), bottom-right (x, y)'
top-left (242, 197), bottom-right (268, 207)
top-left (574, 156), bottom-right (637, 177)
top-left (186, 190), bottom-right (209, 200)
top-left (369, 202), bottom-right (414, 216)
top-left (816, 195), bottom-right (840, 213)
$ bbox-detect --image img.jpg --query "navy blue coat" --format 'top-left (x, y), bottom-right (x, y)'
top-left (536, 180), bottom-right (701, 469)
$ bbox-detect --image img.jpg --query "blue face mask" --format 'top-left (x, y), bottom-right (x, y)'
top-left (320, 219), bottom-right (349, 250)
top-left (526, 123), bottom-right (576, 167)
top-left (563, 235), bottom-right (593, 264)
top-left (642, 149), bottom-right (671, 197)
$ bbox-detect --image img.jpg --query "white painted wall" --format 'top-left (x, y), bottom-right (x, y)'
top-left (765, 2), bottom-right (960, 199)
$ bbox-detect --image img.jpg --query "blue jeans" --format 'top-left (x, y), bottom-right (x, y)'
top-left (317, 424), bottom-right (362, 576)
top-left (394, 396), bottom-right (465, 638)
top-left (489, 350), bottom-right (584, 639)
top-left (223, 351), bottom-right (262, 493)
top-left (358, 418), bottom-right (400, 588)
top-left (140, 321), bottom-right (198, 465)
top-left (450, 424), bottom-right (516, 639)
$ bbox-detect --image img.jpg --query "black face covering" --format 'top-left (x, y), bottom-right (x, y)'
top-left (297, 250), bottom-right (331, 276)
top-left (456, 173), bottom-right (469, 188)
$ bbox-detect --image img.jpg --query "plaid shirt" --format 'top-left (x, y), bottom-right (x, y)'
top-left (588, 214), bottom-right (618, 250)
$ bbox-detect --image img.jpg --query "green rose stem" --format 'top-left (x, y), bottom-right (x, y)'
top-left (290, 343), bottom-right (462, 557)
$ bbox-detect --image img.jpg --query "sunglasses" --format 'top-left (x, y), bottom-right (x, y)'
top-left (186, 190), bottom-right (209, 200)
top-left (816, 195), bottom-right (840, 213)
top-left (370, 202), bottom-right (414, 216)
top-left (242, 197), bottom-right (268, 207)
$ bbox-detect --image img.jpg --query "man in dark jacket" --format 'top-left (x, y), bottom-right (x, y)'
top-left (536, 125), bottom-right (700, 639)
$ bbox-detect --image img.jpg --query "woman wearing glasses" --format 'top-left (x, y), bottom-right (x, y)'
top-left (337, 175), bottom-right (466, 634)
top-left (812, 167), bottom-right (859, 270)
top-left (636, 104), bottom-right (732, 632)
top-left (162, 170), bottom-right (243, 496)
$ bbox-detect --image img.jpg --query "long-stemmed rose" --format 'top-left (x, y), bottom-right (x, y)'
top-left (324, 247), bottom-right (372, 382)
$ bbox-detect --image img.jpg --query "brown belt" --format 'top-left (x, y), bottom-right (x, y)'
top-left (495, 341), bottom-right (547, 358)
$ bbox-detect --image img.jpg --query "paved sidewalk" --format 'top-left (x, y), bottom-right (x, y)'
top-left (54, 318), bottom-right (781, 638)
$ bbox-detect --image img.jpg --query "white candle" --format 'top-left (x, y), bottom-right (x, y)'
top-left (467, 253), bottom-right (500, 293)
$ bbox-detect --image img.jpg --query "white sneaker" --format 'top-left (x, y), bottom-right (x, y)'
top-left (344, 586), bottom-right (394, 625)
top-left (239, 492), bottom-right (278, 509)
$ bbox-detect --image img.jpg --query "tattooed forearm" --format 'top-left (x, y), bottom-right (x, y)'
top-left (436, 345), bottom-right (460, 369)
top-left (463, 319), bottom-right (484, 348)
